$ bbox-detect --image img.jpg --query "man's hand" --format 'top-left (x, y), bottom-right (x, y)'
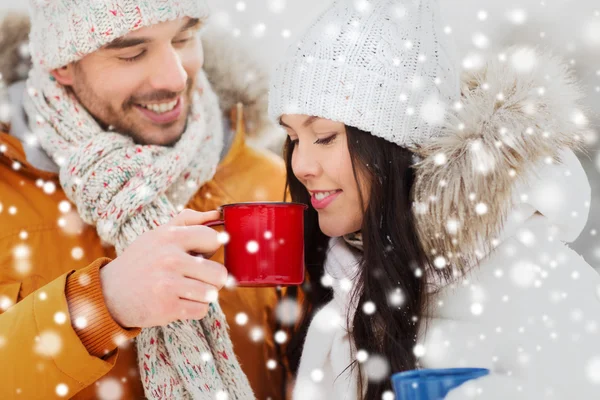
top-left (99, 209), bottom-right (227, 328)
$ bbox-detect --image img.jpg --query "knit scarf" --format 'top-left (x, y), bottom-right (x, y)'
top-left (293, 236), bottom-right (366, 400)
top-left (23, 67), bottom-right (254, 399)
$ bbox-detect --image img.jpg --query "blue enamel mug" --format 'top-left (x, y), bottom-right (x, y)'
top-left (391, 368), bottom-right (490, 399)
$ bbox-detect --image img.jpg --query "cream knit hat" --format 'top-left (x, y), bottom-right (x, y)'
top-left (28, 0), bottom-right (210, 71)
top-left (269, 0), bottom-right (461, 147)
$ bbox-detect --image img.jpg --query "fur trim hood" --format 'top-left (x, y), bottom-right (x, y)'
top-left (0, 12), bottom-right (275, 138)
top-left (411, 47), bottom-right (589, 274)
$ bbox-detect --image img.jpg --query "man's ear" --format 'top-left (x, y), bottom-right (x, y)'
top-left (50, 64), bottom-right (75, 86)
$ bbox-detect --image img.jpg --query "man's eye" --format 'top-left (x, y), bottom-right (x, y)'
top-left (119, 51), bottom-right (145, 62)
top-left (173, 37), bottom-right (193, 45)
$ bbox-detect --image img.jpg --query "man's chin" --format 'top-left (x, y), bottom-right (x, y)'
top-left (122, 115), bottom-right (188, 147)
top-left (134, 125), bottom-right (186, 147)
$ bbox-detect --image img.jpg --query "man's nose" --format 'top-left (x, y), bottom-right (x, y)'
top-left (149, 47), bottom-right (187, 94)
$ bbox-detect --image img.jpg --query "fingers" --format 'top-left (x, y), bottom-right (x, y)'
top-left (178, 299), bottom-right (210, 320)
top-left (177, 277), bottom-right (220, 304)
top-left (165, 225), bottom-right (222, 255)
top-left (168, 209), bottom-right (221, 227)
top-left (180, 256), bottom-right (228, 290)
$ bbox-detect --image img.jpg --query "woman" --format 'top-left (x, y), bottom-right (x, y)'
top-left (267, 0), bottom-right (600, 399)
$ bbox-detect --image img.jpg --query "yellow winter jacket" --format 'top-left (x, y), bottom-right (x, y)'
top-left (0, 106), bottom-right (287, 399)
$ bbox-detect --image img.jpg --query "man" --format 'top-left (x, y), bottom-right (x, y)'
top-left (0, 2), bottom-right (287, 399)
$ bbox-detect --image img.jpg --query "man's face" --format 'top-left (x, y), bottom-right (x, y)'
top-left (54, 17), bottom-right (203, 146)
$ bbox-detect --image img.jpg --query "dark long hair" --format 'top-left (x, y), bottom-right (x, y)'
top-left (283, 125), bottom-right (434, 399)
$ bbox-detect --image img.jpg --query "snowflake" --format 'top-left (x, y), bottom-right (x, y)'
top-left (433, 256), bottom-right (447, 269)
top-left (274, 330), bottom-right (288, 344)
top-left (235, 1), bottom-right (246, 12)
top-left (250, 327), bottom-right (264, 342)
top-left (74, 317), bottom-right (88, 329)
top-left (433, 153), bottom-right (447, 166)
top-left (96, 377), bottom-right (123, 400)
top-left (587, 357), bottom-right (600, 384)
top-left (275, 297), bottom-right (301, 326)
top-left (35, 330), bottom-right (63, 357)
top-left (362, 301), bottom-right (376, 315)
top-left (572, 110), bottom-right (589, 127)
top-left (216, 390), bottom-right (229, 400)
top-left (510, 48), bottom-right (537, 73)
top-left (54, 312), bottom-right (67, 325)
top-left (364, 354), bottom-right (390, 382)
top-left (471, 303), bottom-right (484, 316)
top-left (356, 349), bottom-right (369, 363)
top-left (0, 102), bottom-right (12, 123)
top-left (353, 0), bottom-right (371, 14)
top-left (506, 8), bottom-right (528, 25)
top-left (217, 231), bottom-right (230, 245)
top-left (311, 368), bottom-right (324, 382)
top-left (420, 94), bottom-right (447, 125)
top-left (445, 219), bottom-right (460, 235)
top-left (71, 247), bottom-right (84, 260)
top-left (56, 383), bottom-right (69, 397)
top-left (472, 32), bottom-right (490, 49)
top-left (582, 19), bottom-right (600, 47)
top-left (413, 343), bottom-right (426, 357)
top-left (382, 390), bottom-right (395, 400)
top-left (388, 288), bottom-right (405, 307)
top-left (78, 273), bottom-right (91, 286)
top-left (311, 306), bottom-right (342, 333)
top-left (267, 0), bottom-right (286, 14)
top-left (475, 203), bottom-right (488, 215)
top-left (252, 23), bottom-right (267, 38)
top-left (235, 312), bottom-right (248, 326)
top-left (0, 295), bottom-right (13, 311)
top-left (246, 240), bottom-right (259, 254)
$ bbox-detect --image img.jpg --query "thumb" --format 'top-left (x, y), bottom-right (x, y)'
top-left (168, 209), bottom-right (222, 227)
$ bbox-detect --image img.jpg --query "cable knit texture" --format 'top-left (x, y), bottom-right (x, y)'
top-left (28, 0), bottom-right (210, 71)
top-left (268, 0), bottom-right (460, 147)
top-left (23, 41), bottom-right (254, 400)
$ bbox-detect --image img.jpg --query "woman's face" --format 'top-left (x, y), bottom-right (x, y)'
top-left (281, 114), bottom-right (367, 237)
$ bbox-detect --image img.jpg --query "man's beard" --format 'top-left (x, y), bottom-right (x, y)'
top-left (70, 67), bottom-right (195, 147)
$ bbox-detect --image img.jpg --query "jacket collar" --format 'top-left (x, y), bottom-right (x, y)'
top-left (411, 47), bottom-right (589, 272)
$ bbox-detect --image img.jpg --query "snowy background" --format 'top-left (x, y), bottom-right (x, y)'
top-left (2, 0), bottom-right (599, 267)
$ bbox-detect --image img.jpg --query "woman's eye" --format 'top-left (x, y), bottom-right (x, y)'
top-left (290, 138), bottom-right (299, 146)
top-left (314, 134), bottom-right (337, 145)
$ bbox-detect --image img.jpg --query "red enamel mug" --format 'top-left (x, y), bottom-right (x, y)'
top-left (205, 202), bottom-right (308, 287)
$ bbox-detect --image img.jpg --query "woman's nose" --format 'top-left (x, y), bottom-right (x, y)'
top-left (292, 141), bottom-right (321, 181)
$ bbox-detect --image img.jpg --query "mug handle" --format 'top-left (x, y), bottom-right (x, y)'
top-left (203, 220), bottom-right (224, 227)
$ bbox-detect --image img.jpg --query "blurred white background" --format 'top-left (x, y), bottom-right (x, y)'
top-left (2, 0), bottom-right (599, 264)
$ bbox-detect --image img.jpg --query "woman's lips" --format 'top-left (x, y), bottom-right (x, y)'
top-left (310, 190), bottom-right (343, 210)
top-left (135, 97), bottom-right (183, 124)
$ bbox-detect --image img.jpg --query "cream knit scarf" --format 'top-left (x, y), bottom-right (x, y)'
top-left (24, 67), bottom-right (254, 399)
top-left (293, 236), bottom-right (366, 400)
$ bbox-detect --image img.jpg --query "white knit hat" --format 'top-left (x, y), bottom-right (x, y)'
top-left (269, 0), bottom-right (461, 147)
top-left (28, 0), bottom-right (210, 71)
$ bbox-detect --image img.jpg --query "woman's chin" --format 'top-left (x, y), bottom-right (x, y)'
top-left (318, 216), bottom-right (356, 238)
